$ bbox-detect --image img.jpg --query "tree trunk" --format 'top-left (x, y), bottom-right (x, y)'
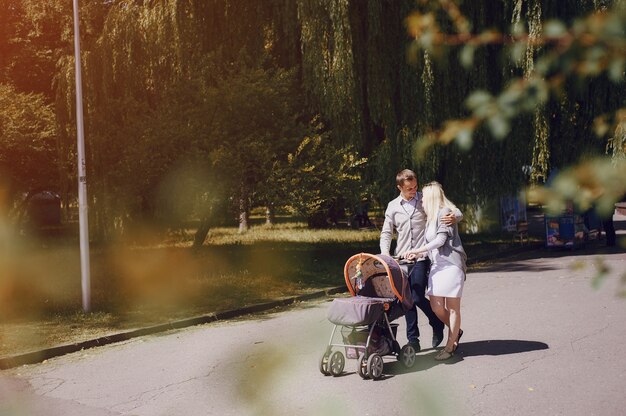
top-left (238, 196), bottom-right (249, 233)
top-left (265, 205), bottom-right (275, 225)
top-left (193, 217), bottom-right (211, 249)
top-left (238, 181), bottom-right (250, 233)
top-left (192, 200), bottom-right (217, 249)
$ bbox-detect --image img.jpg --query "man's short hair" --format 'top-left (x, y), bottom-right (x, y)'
top-left (396, 169), bottom-right (417, 186)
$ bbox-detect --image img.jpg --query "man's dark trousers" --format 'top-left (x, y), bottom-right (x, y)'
top-left (404, 259), bottom-right (445, 343)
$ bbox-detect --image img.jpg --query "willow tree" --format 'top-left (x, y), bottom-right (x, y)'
top-left (53, 0), bottom-right (319, 239)
top-left (294, 1), bottom-right (538, 208)
top-left (0, 0), bottom-right (110, 220)
top-left (294, 0), bottom-right (624, 218)
top-left (296, 0), bottom-right (422, 203)
top-left (402, 0), bottom-right (625, 220)
top-left (47, 0), bottom-right (625, 240)
top-left (0, 84), bottom-right (57, 207)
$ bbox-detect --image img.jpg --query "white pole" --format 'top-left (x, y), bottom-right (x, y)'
top-left (72, 0), bottom-right (91, 312)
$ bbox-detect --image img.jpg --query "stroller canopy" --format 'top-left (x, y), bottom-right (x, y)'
top-left (343, 253), bottom-right (413, 312)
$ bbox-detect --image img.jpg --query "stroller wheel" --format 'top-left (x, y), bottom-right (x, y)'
top-left (367, 353), bottom-right (384, 380)
top-left (328, 351), bottom-right (345, 376)
top-left (399, 344), bottom-right (417, 368)
top-left (319, 351), bottom-right (331, 376)
top-left (357, 355), bottom-right (369, 379)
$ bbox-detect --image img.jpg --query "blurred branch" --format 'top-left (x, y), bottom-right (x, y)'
top-left (408, 1), bottom-right (626, 212)
top-left (605, 109), bottom-right (626, 163)
top-left (528, 157), bottom-right (626, 216)
top-left (407, 3), bottom-right (626, 151)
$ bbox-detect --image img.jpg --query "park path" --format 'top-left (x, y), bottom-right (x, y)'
top-left (1, 244), bottom-right (625, 416)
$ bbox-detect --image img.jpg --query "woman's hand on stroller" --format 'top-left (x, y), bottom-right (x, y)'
top-left (403, 250), bottom-right (424, 261)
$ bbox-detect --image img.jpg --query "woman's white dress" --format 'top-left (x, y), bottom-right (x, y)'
top-left (423, 208), bottom-right (466, 298)
top-left (427, 258), bottom-right (464, 297)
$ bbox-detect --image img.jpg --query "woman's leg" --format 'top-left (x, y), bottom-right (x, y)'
top-left (444, 297), bottom-right (461, 352)
top-left (429, 296), bottom-right (449, 327)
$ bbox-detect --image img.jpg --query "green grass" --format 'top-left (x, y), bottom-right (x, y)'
top-left (0, 222), bottom-right (526, 358)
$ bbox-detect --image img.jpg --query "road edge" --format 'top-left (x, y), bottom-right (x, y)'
top-left (0, 243), bottom-right (543, 370)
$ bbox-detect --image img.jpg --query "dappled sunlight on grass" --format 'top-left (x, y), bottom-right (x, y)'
top-left (205, 222), bottom-right (380, 245)
top-left (0, 220), bottom-right (530, 358)
top-left (0, 243), bottom-right (80, 321)
top-left (107, 245), bottom-right (200, 313)
top-left (0, 226), bottom-right (362, 356)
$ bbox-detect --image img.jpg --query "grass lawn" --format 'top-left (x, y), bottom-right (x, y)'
top-left (0, 222), bottom-right (529, 358)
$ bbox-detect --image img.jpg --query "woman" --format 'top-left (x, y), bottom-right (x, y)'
top-left (404, 181), bottom-right (466, 360)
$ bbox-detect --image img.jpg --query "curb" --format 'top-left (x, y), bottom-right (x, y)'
top-left (0, 244), bottom-right (544, 370)
top-left (0, 287), bottom-right (346, 370)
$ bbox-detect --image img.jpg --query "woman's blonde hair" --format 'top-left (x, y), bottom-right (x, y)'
top-left (422, 181), bottom-right (458, 226)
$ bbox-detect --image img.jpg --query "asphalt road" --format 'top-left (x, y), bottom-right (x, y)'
top-left (1, 246), bottom-right (625, 416)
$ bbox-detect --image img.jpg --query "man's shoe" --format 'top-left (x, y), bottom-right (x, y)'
top-left (407, 340), bottom-right (421, 352)
top-left (432, 329), bottom-right (444, 348)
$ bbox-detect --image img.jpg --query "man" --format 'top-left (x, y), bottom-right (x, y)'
top-left (380, 169), bottom-right (462, 351)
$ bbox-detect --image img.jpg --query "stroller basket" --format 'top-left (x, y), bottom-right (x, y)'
top-left (326, 296), bottom-right (392, 326)
top-left (341, 324), bottom-right (398, 359)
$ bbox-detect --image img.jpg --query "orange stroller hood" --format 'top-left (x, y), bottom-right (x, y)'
top-left (343, 253), bottom-right (413, 312)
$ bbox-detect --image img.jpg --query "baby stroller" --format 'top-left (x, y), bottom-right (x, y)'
top-left (319, 253), bottom-right (417, 380)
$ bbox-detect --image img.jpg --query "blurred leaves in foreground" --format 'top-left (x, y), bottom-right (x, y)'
top-left (527, 157), bottom-right (626, 217)
top-left (571, 252), bottom-right (626, 298)
top-left (407, 2), bottom-right (626, 152)
top-left (407, 1), bottom-right (626, 216)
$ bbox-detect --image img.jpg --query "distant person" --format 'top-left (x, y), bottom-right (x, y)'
top-left (352, 198), bottom-right (370, 228)
top-left (405, 181), bottom-right (467, 361)
top-left (604, 217), bottom-right (616, 246)
top-left (379, 169), bottom-right (462, 352)
top-left (585, 203), bottom-right (616, 247)
top-left (359, 198), bottom-right (371, 227)
top-left (602, 200), bottom-right (618, 247)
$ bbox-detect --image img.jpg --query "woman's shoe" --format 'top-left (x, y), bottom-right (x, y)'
top-left (452, 329), bottom-right (464, 351)
top-left (435, 348), bottom-right (454, 361)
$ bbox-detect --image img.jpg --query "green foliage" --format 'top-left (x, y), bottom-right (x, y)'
top-left (5, 0), bottom-right (625, 237)
top-left (270, 123), bottom-right (367, 226)
top-left (0, 83), bottom-right (57, 197)
top-left (606, 110), bottom-right (626, 164)
top-left (0, 0), bottom-right (109, 97)
top-left (0, 0), bottom-right (69, 97)
top-left (57, 0), bottom-right (327, 236)
top-left (406, 0), bottom-right (626, 212)
top-left (529, 157), bottom-right (626, 216)
top-left (203, 62), bottom-right (307, 217)
top-left (407, 1), bottom-right (625, 153)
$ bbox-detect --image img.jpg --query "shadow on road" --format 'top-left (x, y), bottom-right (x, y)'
top-left (472, 261), bottom-right (557, 273)
top-left (473, 243), bottom-right (625, 273)
top-left (459, 339), bottom-right (549, 356)
top-left (380, 339), bottom-right (549, 377)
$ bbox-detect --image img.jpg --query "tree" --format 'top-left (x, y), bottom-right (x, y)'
top-left (404, 0), bottom-right (626, 215)
top-left (203, 62), bottom-right (309, 232)
top-left (269, 123), bottom-right (367, 228)
top-left (0, 83), bottom-right (57, 208)
top-left (14, 0), bottom-right (621, 241)
top-left (0, 0), bottom-right (111, 222)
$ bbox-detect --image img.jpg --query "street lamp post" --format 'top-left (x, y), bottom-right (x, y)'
top-left (72, 0), bottom-right (91, 312)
